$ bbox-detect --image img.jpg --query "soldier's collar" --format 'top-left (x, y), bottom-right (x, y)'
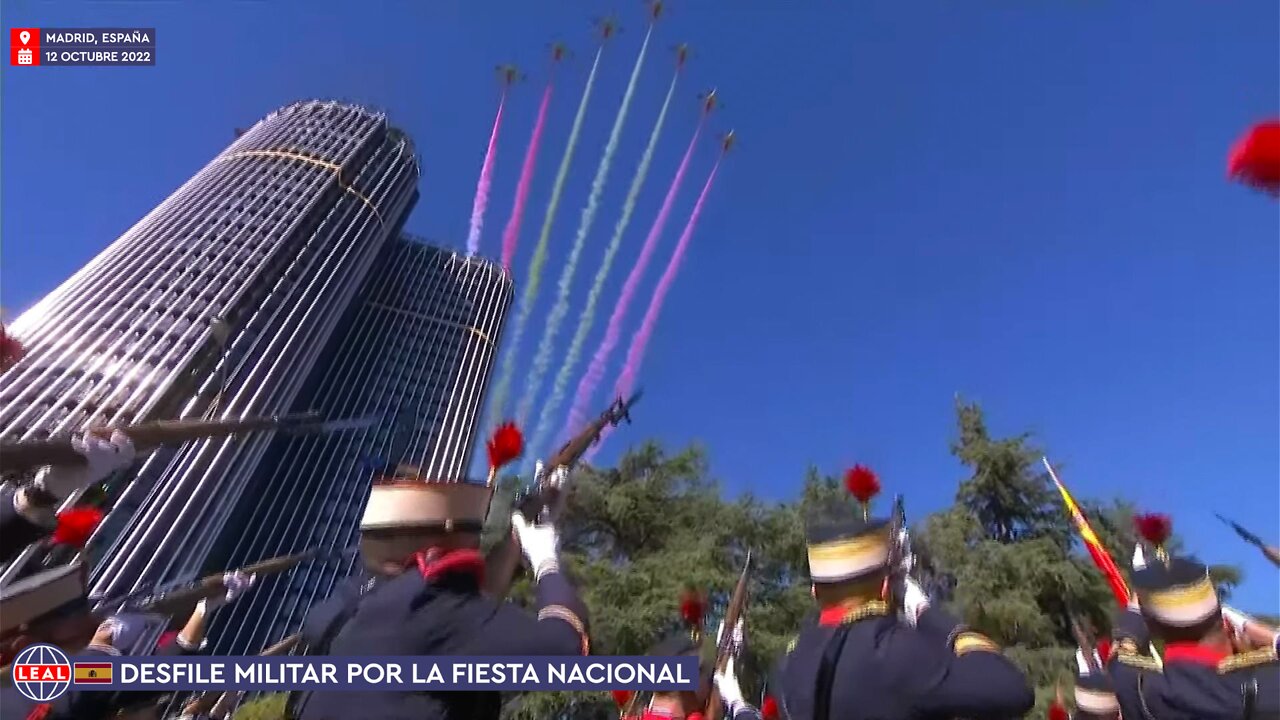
top-left (818, 598), bottom-right (888, 627)
top-left (1163, 641), bottom-right (1229, 668)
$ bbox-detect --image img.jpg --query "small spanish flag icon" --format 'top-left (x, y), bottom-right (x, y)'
top-left (73, 662), bottom-right (112, 684)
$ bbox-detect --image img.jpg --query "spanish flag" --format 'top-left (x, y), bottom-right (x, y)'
top-left (1042, 457), bottom-right (1131, 606)
top-left (73, 663), bottom-right (112, 684)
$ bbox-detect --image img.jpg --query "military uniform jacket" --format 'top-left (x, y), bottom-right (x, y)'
top-left (632, 706), bottom-right (762, 720)
top-left (0, 485), bottom-right (52, 564)
top-left (0, 636), bottom-right (199, 720)
top-left (289, 557), bottom-right (590, 720)
top-left (771, 601), bottom-right (1034, 720)
top-left (1108, 608), bottom-right (1280, 720)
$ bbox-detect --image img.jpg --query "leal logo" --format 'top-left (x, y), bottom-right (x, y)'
top-left (11, 643), bottom-right (72, 702)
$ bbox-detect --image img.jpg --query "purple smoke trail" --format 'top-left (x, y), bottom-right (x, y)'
top-left (589, 157), bottom-right (722, 457)
top-left (500, 84), bottom-right (552, 269)
top-left (466, 94), bottom-right (506, 256)
top-left (561, 121), bottom-right (704, 440)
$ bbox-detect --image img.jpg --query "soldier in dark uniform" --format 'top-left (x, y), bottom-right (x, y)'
top-left (621, 592), bottom-right (762, 720)
top-left (286, 424), bottom-right (590, 720)
top-left (1109, 513), bottom-right (1279, 720)
top-left (1071, 648), bottom-right (1120, 720)
top-left (770, 465), bottom-right (1034, 720)
top-left (1, 430), bottom-right (135, 563)
top-left (0, 569), bottom-right (254, 720)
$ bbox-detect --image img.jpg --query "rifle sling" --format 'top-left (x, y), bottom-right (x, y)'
top-left (813, 624), bottom-right (851, 720)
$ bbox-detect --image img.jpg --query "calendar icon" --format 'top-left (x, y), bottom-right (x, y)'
top-left (10, 28), bottom-right (40, 66)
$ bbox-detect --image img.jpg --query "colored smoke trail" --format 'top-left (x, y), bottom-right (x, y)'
top-left (483, 47), bottom-right (603, 431)
top-left (563, 120), bottom-right (704, 441)
top-left (500, 84), bottom-right (554, 269)
top-left (466, 95), bottom-right (506, 256)
top-left (525, 69), bottom-right (677, 462)
top-left (516, 26), bottom-right (654, 428)
top-left (589, 158), bottom-right (722, 458)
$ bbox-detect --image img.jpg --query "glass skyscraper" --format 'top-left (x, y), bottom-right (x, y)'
top-left (207, 237), bottom-right (512, 654)
top-left (0, 102), bottom-right (512, 634)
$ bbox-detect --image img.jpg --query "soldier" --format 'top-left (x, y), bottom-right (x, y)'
top-left (620, 591), bottom-right (763, 720)
top-left (286, 423), bottom-right (591, 720)
top-left (769, 465), bottom-right (1034, 720)
top-left (0, 572), bottom-right (255, 720)
top-left (1109, 513), bottom-right (1279, 719)
top-left (1071, 648), bottom-right (1120, 720)
top-left (1, 430), bottom-right (135, 562)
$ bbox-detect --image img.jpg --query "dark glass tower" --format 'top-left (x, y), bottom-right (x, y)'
top-left (0, 100), bottom-right (420, 588)
top-left (206, 237), bottom-right (513, 655)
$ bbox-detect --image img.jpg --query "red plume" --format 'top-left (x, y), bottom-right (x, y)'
top-left (1228, 119), bottom-right (1280, 196)
top-left (1133, 513), bottom-right (1172, 547)
top-left (1048, 701), bottom-right (1069, 720)
top-left (761, 695), bottom-right (779, 720)
top-left (156, 631), bottom-right (180, 650)
top-left (1096, 635), bottom-right (1113, 664)
top-left (486, 422), bottom-right (524, 472)
top-left (52, 506), bottom-right (103, 548)
top-left (611, 689), bottom-right (633, 708)
top-left (843, 465), bottom-right (880, 504)
top-left (679, 589), bottom-right (706, 630)
top-left (0, 325), bottom-right (24, 373)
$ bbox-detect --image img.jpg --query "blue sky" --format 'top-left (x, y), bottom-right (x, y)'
top-left (2, 2), bottom-right (1276, 612)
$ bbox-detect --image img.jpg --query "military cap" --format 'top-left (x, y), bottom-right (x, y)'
top-left (1131, 513), bottom-right (1220, 627)
top-left (0, 558), bottom-right (90, 634)
top-left (806, 465), bottom-right (892, 584)
top-left (1073, 671), bottom-right (1119, 716)
top-left (359, 423), bottom-right (524, 534)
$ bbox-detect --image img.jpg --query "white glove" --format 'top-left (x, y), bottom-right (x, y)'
top-left (897, 527), bottom-right (915, 574)
top-left (901, 577), bottom-right (929, 625)
top-left (36, 430), bottom-right (136, 499)
top-left (714, 656), bottom-right (746, 714)
top-left (511, 512), bottom-right (560, 580)
top-left (716, 617), bottom-right (745, 656)
top-left (1132, 544), bottom-right (1147, 571)
top-left (198, 571), bottom-right (256, 611)
top-left (1222, 606), bottom-right (1250, 636)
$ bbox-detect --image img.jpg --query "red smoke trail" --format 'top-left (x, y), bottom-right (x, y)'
top-left (563, 121), bottom-right (704, 439)
top-left (500, 84), bottom-right (553, 269)
top-left (590, 156), bottom-right (722, 455)
top-left (466, 94), bottom-right (507, 256)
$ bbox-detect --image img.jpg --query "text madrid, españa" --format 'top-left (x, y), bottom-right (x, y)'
top-left (42, 31), bottom-right (152, 45)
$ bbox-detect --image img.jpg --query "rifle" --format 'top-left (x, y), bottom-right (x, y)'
top-left (482, 392), bottom-right (641, 599)
top-left (1, 411), bottom-right (375, 474)
top-left (182, 633), bottom-right (301, 717)
top-left (1066, 606), bottom-right (1102, 673)
top-left (1215, 514), bottom-right (1280, 567)
top-left (100, 547), bottom-right (339, 616)
top-left (704, 550), bottom-right (752, 720)
top-left (884, 494), bottom-right (909, 608)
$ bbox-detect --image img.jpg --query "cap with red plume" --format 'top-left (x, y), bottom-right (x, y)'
top-left (1227, 119), bottom-right (1280, 197)
top-left (52, 506), bottom-right (104, 549)
top-left (1047, 701), bottom-right (1069, 720)
top-left (486, 421), bottom-right (524, 481)
top-left (0, 325), bottom-right (24, 373)
top-left (679, 588), bottom-right (706, 641)
top-left (1133, 513), bottom-right (1172, 565)
top-left (843, 465), bottom-right (880, 520)
top-left (761, 695), bottom-right (779, 720)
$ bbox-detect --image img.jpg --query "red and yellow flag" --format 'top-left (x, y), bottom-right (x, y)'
top-left (1043, 457), bottom-right (1131, 606)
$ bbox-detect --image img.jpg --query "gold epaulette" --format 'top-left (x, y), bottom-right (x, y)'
top-left (1218, 646), bottom-right (1278, 674)
top-left (538, 605), bottom-right (590, 656)
top-left (838, 600), bottom-right (889, 625)
top-left (952, 631), bottom-right (1001, 656)
top-left (1114, 650), bottom-right (1162, 672)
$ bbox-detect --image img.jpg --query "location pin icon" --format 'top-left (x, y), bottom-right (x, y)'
top-left (19, 31), bottom-right (30, 45)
